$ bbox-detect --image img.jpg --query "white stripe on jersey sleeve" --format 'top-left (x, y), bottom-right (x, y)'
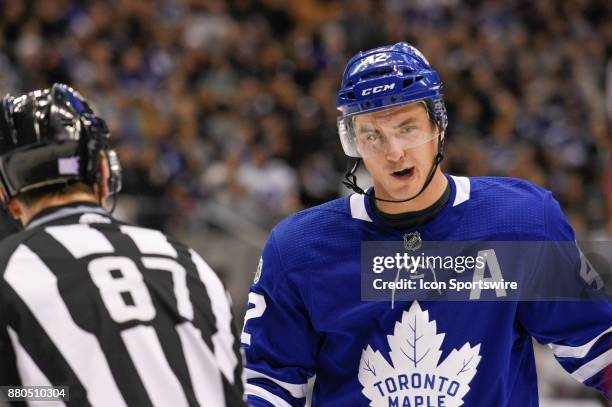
top-left (120, 225), bottom-right (178, 258)
top-left (7, 327), bottom-right (67, 407)
top-left (450, 175), bottom-right (471, 207)
top-left (190, 249), bottom-right (238, 383)
top-left (4, 245), bottom-right (127, 407)
top-left (244, 368), bottom-right (308, 398)
top-left (176, 322), bottom-right (225, 406)
top-left (245, 383), bottom-right (292, 407)
top-left (45, 225), bottom-right (114, 258)
top-left (549, 326), bottom-right (612, 358)
top-left (121, 326), bottom-right (189, 407)
top-left (570, 348), bottom-right (612, 383)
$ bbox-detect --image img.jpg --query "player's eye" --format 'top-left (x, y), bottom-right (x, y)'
top-left (398, 126), bottom-right (418, 135)
top-left (361, 131), bottom-right (380, 142)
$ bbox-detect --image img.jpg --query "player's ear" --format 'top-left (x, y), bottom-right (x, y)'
top-left (432, 120), bottom-right (444, 140)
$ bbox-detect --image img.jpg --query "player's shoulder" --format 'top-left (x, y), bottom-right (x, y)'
top-left (460, 175), bottom-right (564, 238)
top-left (466, 175), bottom-right (551, 207)
top-left (270, 195), bottom-right (352, 241)
top-left (261, 195), bottom-right (362, 270)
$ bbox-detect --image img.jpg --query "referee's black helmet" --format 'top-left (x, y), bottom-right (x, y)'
top-left (0, 83), bottom-right (121, 203)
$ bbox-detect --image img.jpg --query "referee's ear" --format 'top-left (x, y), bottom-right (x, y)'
top-left (0, 184), bottom-right (19, 222)
top-left (95, 151), bottom-right (111, 206)
top-left (5, 197), bottom-right (26, 225)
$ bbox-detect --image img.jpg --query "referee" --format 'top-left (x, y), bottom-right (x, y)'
top-left (0, 84), bottom-right (245, 406)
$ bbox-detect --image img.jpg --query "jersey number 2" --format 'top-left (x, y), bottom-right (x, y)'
top-left (241, 292), bottom-right (266, 345)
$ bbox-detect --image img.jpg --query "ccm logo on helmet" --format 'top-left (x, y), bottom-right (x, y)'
top-left (361, 83), bottom-right (396, 96)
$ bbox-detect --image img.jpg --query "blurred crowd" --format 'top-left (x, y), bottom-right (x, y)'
top-left (0, 0), bottom-right (611, 237)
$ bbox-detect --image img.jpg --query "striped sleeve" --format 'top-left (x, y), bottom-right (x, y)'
top-left (517, 193), bottom-right (612, 399)
top-left (550, 322), bottom-right (612, 388)
top-left (241, 232), bottom-right (317, 406)
top-left (518, 301), bottom-right (611, 398)
top-left (245, 368), bottom-right (309, 406)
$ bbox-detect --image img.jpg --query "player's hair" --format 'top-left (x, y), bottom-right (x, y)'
top-left (423, 99), bottom-right (441, 131)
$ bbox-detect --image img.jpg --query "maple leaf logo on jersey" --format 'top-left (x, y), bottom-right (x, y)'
top-left (358, 301), bottom-right (481, 407)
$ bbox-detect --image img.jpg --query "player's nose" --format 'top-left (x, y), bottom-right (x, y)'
top-left (383, 136), bottom-right (406, 162)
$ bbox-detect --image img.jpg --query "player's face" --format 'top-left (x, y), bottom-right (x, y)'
top-left (354, 102), bottom-right (440, 201)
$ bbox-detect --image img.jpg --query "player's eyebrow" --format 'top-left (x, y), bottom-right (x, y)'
top-left (393, 117), bottom-right (418, 129)
top-left (355, 121), bottom-right (376, 131)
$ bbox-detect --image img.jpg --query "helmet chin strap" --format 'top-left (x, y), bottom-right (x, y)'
top-left (342, 133), bottom-right (445, 204)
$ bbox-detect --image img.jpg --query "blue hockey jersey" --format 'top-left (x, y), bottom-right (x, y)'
top-left (241, 175), bottom-right (612, 406)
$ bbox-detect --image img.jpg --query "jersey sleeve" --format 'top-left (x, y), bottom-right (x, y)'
top-left (517, 192), bottom-right (612, 399)
top-left (241, 230), bottom-right (319, 406)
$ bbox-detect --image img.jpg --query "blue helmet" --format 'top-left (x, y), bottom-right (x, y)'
top-left (336, 43), bottom-right (447, 157)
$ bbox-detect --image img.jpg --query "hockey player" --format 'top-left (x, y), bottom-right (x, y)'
top-left (241, 43), bottom-right (612, 405)
top-left (0, 84), bottom-right (244, 406)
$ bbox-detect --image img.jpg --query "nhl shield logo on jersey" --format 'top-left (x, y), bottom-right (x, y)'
top-left (253, 257), bottom-right (263, 284)
top-left (403, 232), bottom-right (422, 251)
top-left (358, 301), bottom-right (481, 407)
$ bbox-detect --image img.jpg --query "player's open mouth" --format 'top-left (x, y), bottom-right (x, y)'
top-left (391, 167), bottom-right (415, 179)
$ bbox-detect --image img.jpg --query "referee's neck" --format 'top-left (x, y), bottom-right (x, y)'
top-left (9, 193), bottom-right (99, 227)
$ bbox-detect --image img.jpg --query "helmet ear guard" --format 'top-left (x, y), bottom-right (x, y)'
top-left (0, 83), bottom-right (122, 204)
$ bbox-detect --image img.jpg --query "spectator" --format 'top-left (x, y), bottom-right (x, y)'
top-left (0, 0), bottom-right (608, 240)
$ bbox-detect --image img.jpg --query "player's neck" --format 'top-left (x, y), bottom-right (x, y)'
top-left (374, 171), bottom-right (448, 215)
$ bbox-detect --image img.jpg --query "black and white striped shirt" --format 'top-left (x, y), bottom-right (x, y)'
top-left (0, 202), bottom-right (244, 406)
